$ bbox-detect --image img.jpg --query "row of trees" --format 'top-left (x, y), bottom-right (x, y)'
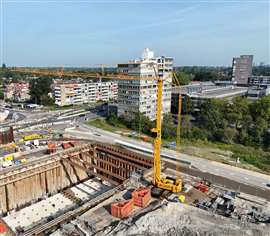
top-left (107, 96), bottom-right (270, 151)
top-left (0, 64), bottom-right (25, 83)
top-left (175, 66), bottom-right (232, 82)
top-left (107, 112), bottom-right (178, 141)
top-left (195, 97), bottom-right (270, 148)
top-left (106, 96), bottom-right (270, 171)
top-left (175, 65), bottom-right (270, 82)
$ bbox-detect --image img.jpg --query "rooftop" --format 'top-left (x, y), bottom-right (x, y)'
top-left (190, 86), bottom-right (248, 99)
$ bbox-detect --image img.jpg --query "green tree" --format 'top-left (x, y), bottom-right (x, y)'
top-left (263, 130), bottom-right (270, 149)
top-left (107, 113), bottom-right (119, 126)
top-left (162, 113), bottom-right (176, 139)
top-left (222, 127), bottom-right (237, 144)
top-left (193, 71), bottom-right (216, 81)
top-left (251, 117), bottom-right (268, 146)
top-left (197, 99), bottom-right (227, 140)
top-left (0, 90), bottom-right (4, 100)
top-left (29, 77), bottom-right (53, 105)
top-left (174, 72), bottom-right (192, 85)
top-left (127, 112), bottom-right (154, 135)
top-left (251, 95), bottom-right (270, 122)
top-left (225, 97), bottom-right (252, 143)
top-left (190, 127), bottom-right (209, 140)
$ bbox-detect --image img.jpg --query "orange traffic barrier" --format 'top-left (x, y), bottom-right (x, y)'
top-left (111, 199), bottom-right (133, 218)
top-left (132, 187), bottom-right (151, 208)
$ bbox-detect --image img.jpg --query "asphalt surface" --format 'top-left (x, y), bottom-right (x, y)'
top-left (65, 124), bottom-right (270, 191)
top-left (2, 107), bottom-right (270, 192)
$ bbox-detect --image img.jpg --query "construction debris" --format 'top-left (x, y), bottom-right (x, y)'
top-left (101, 201), bottom-right (270, 236)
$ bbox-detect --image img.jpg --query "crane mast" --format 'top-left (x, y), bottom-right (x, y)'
top-left (152, 78), bottom-right (163, 185)
top-left (151, 77), bottom-right (182, 193)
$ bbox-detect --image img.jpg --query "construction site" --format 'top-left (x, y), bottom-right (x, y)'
top-left (0, 64), bottom-right (269, 236)
top-left (0, 137), bottom-right (269, 236)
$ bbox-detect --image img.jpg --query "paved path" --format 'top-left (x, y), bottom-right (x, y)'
top-left (65, 124), bottom-right (270, 190)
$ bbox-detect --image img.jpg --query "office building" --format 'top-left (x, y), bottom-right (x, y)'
top-left (117, 48), bottom-right (173, 120)
top-left (53, 80), bottom-right (118, 106)
top-left (249, 75), bottom-right (270, 86)
top-left (232, 55), bottom-right (253, 85)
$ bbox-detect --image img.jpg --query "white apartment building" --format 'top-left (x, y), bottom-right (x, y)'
top-left (53, 80), bottom-right (118, 106)
top-left (117, 48), bottom-right (173, 120)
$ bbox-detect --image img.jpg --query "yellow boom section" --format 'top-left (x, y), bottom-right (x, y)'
top-left (152, 78), bottom-right (182, 193)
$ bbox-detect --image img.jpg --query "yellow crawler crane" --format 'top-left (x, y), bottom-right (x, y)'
top-left (151, 76), bottom-right (182, 193)
top-left (11, 65), bottom-right (182, 193)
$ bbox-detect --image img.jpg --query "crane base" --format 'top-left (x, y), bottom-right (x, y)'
top-left (151, 187), bottom-right (164, 198)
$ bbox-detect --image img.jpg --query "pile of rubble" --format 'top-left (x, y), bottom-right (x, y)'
top-left (100, 201), bottom-right (270, 236)
top-left (194, 190), bottom-right (270, 224)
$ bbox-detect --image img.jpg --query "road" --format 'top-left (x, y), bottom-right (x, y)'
top-left (65, 124), bottom-right (270, 191)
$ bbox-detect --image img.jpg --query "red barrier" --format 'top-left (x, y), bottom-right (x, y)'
top-left (47, 143), bottom-right (56, 154)
top-left (0, 222), bottom-right (7, 233)
top-left (132, 187), bottom-right (151, 208)
top-left (111, 199), bottom-right (134, 218)
top-left (196, 182), bottom-right (209, 193)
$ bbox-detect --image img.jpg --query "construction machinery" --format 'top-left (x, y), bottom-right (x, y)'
top-left (10, 65), bottom-right (182, 193)
top-left (151, 68), bottom-right (182, 193)
top-left (23, 134), bottom-right (43, 141)
top-left (172, 71), bottom-right (182, 152)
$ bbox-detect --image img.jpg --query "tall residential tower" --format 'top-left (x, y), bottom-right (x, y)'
top-left (117, 48), bottom-right (173, 121)
top-left (232, 55), bottom-right (253, 85)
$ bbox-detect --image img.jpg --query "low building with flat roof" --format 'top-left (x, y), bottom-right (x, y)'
top-left (247, 86), bottom-right (270, 101)
top-left (53, 79), bottom-right (118, 106)
top-left (172, 83), bottom-right (248, 114)
top-left (249, 76), bottom-right (270, 86)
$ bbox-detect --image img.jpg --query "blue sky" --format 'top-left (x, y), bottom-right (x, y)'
top-left (0, 0), bottom-right (269, 66)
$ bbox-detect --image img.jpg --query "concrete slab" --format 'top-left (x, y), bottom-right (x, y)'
top-left (70, 179), bottom-right (111, 201)
top-left (3, 193), bottom-right (73, 232)
top-left (3, 178), bottom-right (112, 233)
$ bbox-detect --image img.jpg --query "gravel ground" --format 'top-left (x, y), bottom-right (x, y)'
top-left (101, 201), bottom-right (270, 236)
